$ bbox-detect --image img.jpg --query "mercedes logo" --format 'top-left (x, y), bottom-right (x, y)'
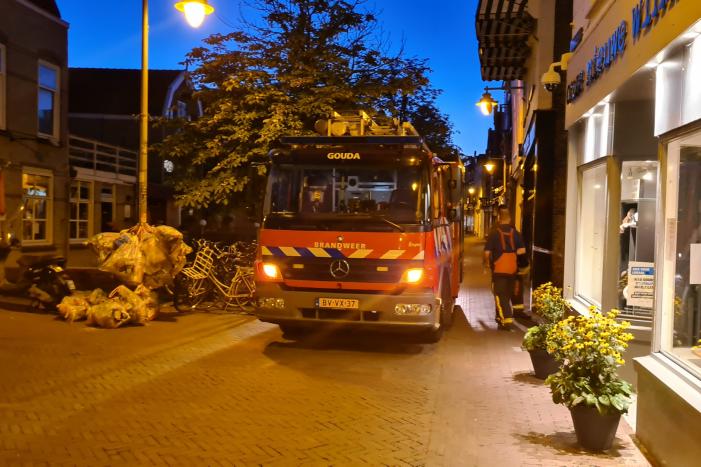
top-left (329, 259), bottom-right (350, 279)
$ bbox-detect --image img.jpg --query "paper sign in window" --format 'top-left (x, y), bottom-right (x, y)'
top-left (627, 261), bottom-right (655, 309)
top-left (691, 244), bottom-right (701, 285)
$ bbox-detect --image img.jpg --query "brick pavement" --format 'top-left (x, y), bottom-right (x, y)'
top-left (0, 238), bottom-right (651, 466)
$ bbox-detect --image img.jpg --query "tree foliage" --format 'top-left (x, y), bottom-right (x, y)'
top-left (158, 0), bottom-right (461, 208)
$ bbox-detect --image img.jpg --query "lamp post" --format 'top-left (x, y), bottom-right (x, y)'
top-left (483, 161), bottom-right (496, 233)
top-left (138, 0), bottom-right (214, 224)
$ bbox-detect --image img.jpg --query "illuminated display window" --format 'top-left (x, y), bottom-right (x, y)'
top-left (660, 131), bottom-right (701, 376)
top-left (0, 43), bottom-right (5, 130)
top-left (22, 168), bottom-right (53, 244)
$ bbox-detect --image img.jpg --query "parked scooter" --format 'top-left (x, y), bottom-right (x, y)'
top-left (0, 235), bottom-right (75, 310)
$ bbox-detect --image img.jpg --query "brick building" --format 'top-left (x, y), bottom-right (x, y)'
top-left (0, 0), bottom-right (70, 262)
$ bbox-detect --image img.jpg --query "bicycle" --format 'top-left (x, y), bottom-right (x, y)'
top-left (173, 243), bottom-right (255, 312)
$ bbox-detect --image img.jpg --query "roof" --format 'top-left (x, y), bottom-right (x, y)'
top-left (69, 68), bottom-right (187, 116)
top-left (475, 0), bottom-right (535, 81)
top-left (27, 0), bottom-right (61, 17)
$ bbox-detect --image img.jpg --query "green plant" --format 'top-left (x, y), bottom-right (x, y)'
top-left (522, 282), bottom-right (567, 352)
top-left (523, 325), bottom-right (546, 352)
top-left (545, 307), bottom-right (634, 415)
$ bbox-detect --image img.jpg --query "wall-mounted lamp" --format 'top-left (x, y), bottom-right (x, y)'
top-left (484, 162), bottom-right (496, 174)
top-left (476, 91), bottom-right (498, 116)
top-left (475, 84), bottom-right (524, 116)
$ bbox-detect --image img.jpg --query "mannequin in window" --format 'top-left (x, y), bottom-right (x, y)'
top-left (620, 207), bottom-right (637, 273)
top-left (619, 208), bottom-right (637, 233)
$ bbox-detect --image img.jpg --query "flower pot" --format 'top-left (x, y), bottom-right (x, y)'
top-left (569, 405), bottom-right (621, 451)
top-left (528, 348), bottom-right (559, 379)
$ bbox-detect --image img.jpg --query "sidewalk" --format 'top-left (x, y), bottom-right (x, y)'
top-left (426, 236), bottom-right (651, 466)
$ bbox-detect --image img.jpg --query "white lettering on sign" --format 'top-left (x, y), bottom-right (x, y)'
top-left (327, 152), bottom-right (361, 160)
top-left (314, 241), bottom-right (367, 249)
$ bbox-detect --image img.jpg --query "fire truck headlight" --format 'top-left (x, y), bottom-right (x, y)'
top-left (403, 268), bottom-right (424, 284)
top-left (261, 263), bottom-right (282, 280)
top-left (394, 304), bottom-right (432, 315)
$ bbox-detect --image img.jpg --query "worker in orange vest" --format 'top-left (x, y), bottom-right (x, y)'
top-left (483, 205), bottom-right (528, 329)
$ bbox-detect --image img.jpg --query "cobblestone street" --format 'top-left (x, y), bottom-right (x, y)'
top-left (0, 239), bottom-right (650, 466)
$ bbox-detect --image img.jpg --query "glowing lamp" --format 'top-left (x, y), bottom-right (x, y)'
top-left (476, 91), bottom-right (498, 116)
top-left (403, 268), bottom-right (424, 284)
top-left (484, 162), bottom-right (496, 174)
top-left (261, 263), bottom-right (281, 280)
top-left (175, 0), bottom-right (214, 28)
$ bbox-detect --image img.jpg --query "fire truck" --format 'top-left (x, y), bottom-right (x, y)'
top-left (254, 111), bottom-right (464, 341)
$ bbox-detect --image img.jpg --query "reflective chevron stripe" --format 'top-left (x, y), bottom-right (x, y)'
top-left (380, 250), bottom-right (405, 260)
top-left (348, 249), bottom-right (372, 259)
top-left (262, 246), bottom-right (423, 260)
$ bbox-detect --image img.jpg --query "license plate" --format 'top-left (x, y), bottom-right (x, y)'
top-left (66, 280), bottom-right (76, 291)
top-left (316, 298), bottom-right (359, 309)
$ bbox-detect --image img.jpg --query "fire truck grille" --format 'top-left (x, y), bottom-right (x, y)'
top-left (280, 258), bottom-right (412, 283)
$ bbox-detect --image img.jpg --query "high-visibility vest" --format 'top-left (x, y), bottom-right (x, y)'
top-left (493, 226), bottom-right (518, 275)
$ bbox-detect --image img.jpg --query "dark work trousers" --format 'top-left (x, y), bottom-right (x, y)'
top-left (512, 275), bottom-right (525, 316)
top-left (492, 274), bottom-right (516, 325)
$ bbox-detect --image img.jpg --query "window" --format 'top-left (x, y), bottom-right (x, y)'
top-left (22, 168), bottom-right (53, 244)
top-left (38, 61), bottom-right (59, 139)
top-left (660, 131), bottom-right (701, 375)
top-left (575, 162), bottom-right (607, 306)
top-left (617, 161), bottom-right (658, 318)
top-left (0, 43), bottom-right (5, 130)
top-left (70, 180), bottom-right (92, 241)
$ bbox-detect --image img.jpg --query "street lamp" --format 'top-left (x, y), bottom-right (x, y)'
top-left (476, 91), bottom-right (498, 116)
top-left (468, 187), bottom-right (476, 195)
top-left (138, 0), bottom-right (215, 224)
top-left (484, 162), bottom-right (496, 174)
top-left (475, 85), bottom-right (524, 116)
top-left (175, 0), bottom-right (215, 28)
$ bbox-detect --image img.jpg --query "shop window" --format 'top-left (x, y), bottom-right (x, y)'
top-left (582, 103), bottom-right (613, 164)
top-left (22, 168), bottom-right (53, 244)
top-left (0, 43), bottom-right (5, 130)
top-left (38, 61), bottom-right (60, 139)
top-left (617, 161), bottom-right (658, 319)
top-left (70, 180), bottom-right (92, 241)
top-left (575, 163), bottom-right (607, 306)
top-left (662, 132), bottom-right (701, 373)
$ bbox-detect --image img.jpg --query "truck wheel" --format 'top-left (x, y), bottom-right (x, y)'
top-left (279, 324), bottom-right (308, 339)
top-left (423, 281), bottom-right (452, 343)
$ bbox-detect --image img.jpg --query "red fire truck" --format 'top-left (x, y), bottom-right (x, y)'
top-left (254, 111), bottom-right (464, 341)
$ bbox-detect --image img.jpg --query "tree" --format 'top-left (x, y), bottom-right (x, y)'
top-left (158, 0), bottom-right (461, 208)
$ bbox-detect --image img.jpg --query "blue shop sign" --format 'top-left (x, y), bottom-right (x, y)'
top-left (567, 0), bottom-right (680, 104)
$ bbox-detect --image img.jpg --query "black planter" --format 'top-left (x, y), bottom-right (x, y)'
top-left (528, 348), bottom-right (559, 379)
top-left (569, 405), bottom-right (621, 451)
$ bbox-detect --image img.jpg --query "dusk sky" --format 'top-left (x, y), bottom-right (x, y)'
top-left (59, 0), bottom-right (494, 156)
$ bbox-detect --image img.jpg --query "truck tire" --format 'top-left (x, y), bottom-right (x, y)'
top-left (423, 279), bottom-right (453, 343)
top-left (279, 324), bottom-right (308, 339)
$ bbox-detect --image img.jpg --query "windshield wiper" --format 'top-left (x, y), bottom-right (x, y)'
top-left (371, 214), bottom-right (405, 232)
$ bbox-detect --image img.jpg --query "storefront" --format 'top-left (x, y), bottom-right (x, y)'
top-left (564, 1), bottom-right (701, 464)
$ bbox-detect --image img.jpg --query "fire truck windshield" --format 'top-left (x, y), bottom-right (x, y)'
top-left (266, 164), bottom-right (429, 229)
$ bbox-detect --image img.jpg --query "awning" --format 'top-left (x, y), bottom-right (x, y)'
top-left (476, 0), bottom-right (535, 81)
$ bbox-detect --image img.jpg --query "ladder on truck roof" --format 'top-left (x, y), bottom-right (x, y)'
top-left (278, 110), bottom-right (432, 154)
top-left (314, 110), bottom-right (419, 137)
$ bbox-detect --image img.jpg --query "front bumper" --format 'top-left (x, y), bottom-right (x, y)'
top-left (254, 283), bottom-right (440, 330)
